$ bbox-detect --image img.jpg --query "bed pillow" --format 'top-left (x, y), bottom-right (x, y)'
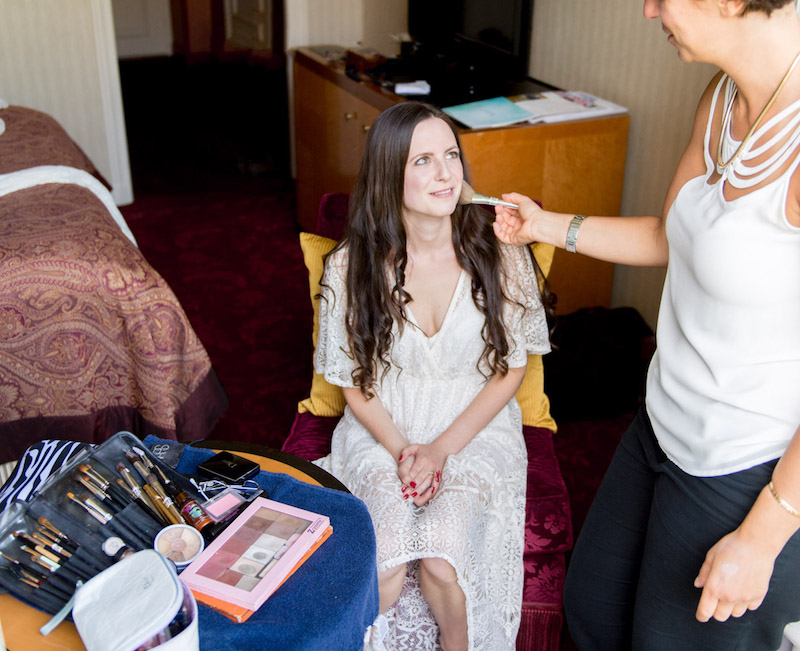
top-left (297, 233), bottom-right (556, 431)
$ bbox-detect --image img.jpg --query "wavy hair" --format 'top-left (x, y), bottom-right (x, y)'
top-left (327, 101), bottom-right (554, 397)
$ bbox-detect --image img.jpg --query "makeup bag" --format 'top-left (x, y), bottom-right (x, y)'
top-left (0, 431), bottom-right (207, 617)
top-left (73, 549), bottom-right (198, 651)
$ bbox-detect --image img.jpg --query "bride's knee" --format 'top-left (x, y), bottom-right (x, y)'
top-left (419, 557), bottom-right (458, 585)
top-left (379, 562), bottom-right (406, 583)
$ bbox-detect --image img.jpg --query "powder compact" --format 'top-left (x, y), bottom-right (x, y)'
top-left (154, 524), bottom-right (205, 568)
top-left (201, 488), bottom-right (249, 524)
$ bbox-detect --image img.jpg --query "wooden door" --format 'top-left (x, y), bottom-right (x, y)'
top-left (224, 0), bottom-right (272, 51)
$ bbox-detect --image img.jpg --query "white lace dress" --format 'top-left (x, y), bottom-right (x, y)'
top-left (314, 243), bottom-right (550, 650)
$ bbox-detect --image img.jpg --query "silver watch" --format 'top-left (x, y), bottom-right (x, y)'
top-left (566, 214), bottom-right (586, 253)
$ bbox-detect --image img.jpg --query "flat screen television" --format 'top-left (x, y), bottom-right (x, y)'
top-left (407, 0), bottom-right (534, 83)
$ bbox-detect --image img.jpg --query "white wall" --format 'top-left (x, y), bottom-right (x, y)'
top-left (530, 0), bottom-right (717, 328)
top-left (0, 0), bottom-right (133, 205)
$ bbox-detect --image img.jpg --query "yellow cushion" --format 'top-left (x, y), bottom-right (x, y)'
top-left (516, 243), bottom-right (557, 431)
top-left (297, 233), bottom-right (556, 431)
top-left (297, 233), bottom-right (346, 417)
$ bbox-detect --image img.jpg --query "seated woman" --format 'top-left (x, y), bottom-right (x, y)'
top-left (314, 101), bottom-right (552, 650)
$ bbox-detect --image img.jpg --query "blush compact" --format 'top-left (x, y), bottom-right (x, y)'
top-left (201, 488), bottom-right (249, 524)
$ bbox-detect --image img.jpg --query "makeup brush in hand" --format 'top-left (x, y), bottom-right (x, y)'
top-left (458, 182), bottom-right (518, 209)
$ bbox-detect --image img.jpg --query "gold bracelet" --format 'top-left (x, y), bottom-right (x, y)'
top-left (768, 481), bottom-right (800, 518)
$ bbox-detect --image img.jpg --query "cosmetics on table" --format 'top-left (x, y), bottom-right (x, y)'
top-left (179, 497), bottom-right (332, 623)
top-left (154, 524), bottom-right (206, 568)
top-left (202, 488), bottom-right (249, 524)
top-left (174, 490), bottom-right (214, 533)
top-left (0, 431), bottom-right (219, 617)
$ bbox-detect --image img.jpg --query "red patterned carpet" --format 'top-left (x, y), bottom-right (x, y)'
top-left (121, 185), bottom-right (312, 450)
top-left (118, 57), bottom-right (309, 450)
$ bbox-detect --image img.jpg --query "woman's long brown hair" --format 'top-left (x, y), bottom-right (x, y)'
top-left (326, 102), bottom-right (554, 397)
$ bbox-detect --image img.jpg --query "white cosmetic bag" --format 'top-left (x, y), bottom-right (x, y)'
top-left (72, 549), bottom-right (198, 651)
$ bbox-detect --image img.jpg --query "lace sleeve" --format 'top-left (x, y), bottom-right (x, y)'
top-left (500, 243), bottom-right (551, 368)
top-left (314, 249), bottom-right (358, 388)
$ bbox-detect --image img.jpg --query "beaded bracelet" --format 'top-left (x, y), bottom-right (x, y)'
top-left (768, 481), bottom-right (800, 518)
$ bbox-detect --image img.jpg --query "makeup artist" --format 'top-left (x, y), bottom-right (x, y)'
top-left (493, 0), bottom-right (800, 648)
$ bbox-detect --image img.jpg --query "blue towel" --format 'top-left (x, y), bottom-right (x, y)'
top-left (145, 438), bottom-right (379, 651)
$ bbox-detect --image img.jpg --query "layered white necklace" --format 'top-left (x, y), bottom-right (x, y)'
top-left (716, 50), bottom-right (800, 171)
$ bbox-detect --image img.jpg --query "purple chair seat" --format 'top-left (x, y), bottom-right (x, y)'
top-left (283, 414), bottom-right (571, 651)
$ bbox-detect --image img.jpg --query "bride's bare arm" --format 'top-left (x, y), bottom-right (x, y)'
top-left (401, 365), bottom-right (526, 506)
top-left (342, 386), bottom-right (408, 462)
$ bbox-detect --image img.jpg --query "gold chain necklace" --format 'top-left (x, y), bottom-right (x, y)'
top-left (716, 50), bottom-right (800, 170)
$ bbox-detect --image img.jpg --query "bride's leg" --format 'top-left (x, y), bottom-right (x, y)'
top-left (378, 562), bottom-right (407, 613)
top-left (419, 557), bottom-right (467, 650)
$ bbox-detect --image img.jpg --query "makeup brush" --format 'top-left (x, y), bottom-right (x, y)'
top-left (146, 474), bottom-right (184, 525)
top-left (37, 518), bottom-right (78, 553)
top-left (458, 181), bottom-right (518, 209)
top-left (116, 461), bottom-right (161, 518)
top-left (79, 462), bottom-right (130, 504)
top-left (66, 491), bottom-right (106, 525)
top-left (134, 446), bottom-right (173, 490)
top-left (125, 450), bottom-right (151, 483)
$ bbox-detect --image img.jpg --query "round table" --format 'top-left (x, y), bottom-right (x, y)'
top-left (0, 443), bottom-right (357, 650)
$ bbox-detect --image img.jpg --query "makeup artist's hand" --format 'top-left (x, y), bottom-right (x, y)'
top-left (493, 193), bottom-right (541, 246)
top-left (398, 443), bottom-right (445, 506)
top-left (694, 528), bottom-right (774, 622)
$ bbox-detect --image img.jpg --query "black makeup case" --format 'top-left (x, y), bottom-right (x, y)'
top-left (0, 431), bottom-right (206, 617)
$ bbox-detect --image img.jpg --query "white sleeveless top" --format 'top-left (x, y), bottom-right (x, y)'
top-left (646, 74), bottom-right (800, 476)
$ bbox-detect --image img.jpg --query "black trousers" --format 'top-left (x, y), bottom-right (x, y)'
top-left (563, 407), bottom-right (800, 650)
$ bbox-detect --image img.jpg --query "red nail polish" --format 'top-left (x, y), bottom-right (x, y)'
top-left (398, 454), bottom-right (404, 462)
top-left (401, 485), bottom-right (407, 492)
top-left (411, 492), bottom-right (417, 497)
top-left (432, 486), bottom-right (436, 494)
top-left (410, 481), bottom-right (416, 488)
top-left (435, 471), bottom-right (440, 482)
top-left (404, 494), bottom-right (409, 499)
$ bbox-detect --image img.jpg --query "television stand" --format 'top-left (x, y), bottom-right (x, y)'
top-left (292, 46), bottom-right (629, 314)
top-left (369, 44), bottom-right (556, 108)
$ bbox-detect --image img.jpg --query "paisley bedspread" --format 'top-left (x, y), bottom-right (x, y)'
top-left (0, 105), bottom-right (228, 464)
top-left (0, 105), bottom-right (109, 184)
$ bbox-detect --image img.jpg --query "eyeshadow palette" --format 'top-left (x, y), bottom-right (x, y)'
top-left (179, 497), bottom-right (331, 612)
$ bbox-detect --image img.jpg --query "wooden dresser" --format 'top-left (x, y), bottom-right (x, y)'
top-left (292, 47), bottom-right (629, 313)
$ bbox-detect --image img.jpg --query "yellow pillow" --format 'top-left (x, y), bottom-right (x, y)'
top-left (516, 242), bottom-right (557, 431)
top-left (297, 233), bottom-right (346, 416)
top-left (297, 233), bottom-right (556, 431)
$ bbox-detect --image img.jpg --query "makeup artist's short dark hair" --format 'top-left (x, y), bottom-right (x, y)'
top-left (742, 0), bottom-right (794, 15)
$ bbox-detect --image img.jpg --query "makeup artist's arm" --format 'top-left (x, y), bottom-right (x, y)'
top-left (492, 76), bottom-right (714, 268)
top-left (494, 200), bottom-right (668, 267)
top-left (342, 387), bottom-right (409, 465)
top-left (400, 365), bottom-right (526, 507)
